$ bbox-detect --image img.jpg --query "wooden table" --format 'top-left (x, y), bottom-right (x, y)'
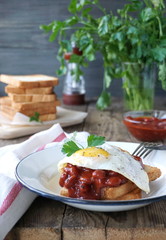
top-left (3, 97), bottom-right (166, 240)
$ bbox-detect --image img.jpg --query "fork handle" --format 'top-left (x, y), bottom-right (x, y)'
top-left (145, 145), bottom-right (166, 150)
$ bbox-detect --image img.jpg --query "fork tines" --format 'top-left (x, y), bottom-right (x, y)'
top-left (132, 142), bottom-right (162, 159)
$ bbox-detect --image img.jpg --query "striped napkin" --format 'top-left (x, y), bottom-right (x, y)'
top-left (0, 123), bottom-right (66, 239)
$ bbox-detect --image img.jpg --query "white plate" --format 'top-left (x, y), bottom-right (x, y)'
top-left (0, 107), bottom-right (87, 126)
top-left (15, 142), bottom-right (166, 212)
top-left (0, 107), bottom-right (87, 139)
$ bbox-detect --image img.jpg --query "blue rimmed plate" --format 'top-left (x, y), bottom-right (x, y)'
top-left (15, 142), bottom-right (166, 212)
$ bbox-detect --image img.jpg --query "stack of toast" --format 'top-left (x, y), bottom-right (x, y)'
top-left (0, 74), bottom-right (60, 122)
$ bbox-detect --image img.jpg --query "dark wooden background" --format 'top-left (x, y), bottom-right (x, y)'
top-left (0, 0), bottom-right (165, 100)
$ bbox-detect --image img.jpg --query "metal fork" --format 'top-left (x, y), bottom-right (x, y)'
top-left (132, 142), bottom-right (162, 158)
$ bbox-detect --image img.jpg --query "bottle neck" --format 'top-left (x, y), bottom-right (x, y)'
top-left (67, 61), bottom-right (78, 70)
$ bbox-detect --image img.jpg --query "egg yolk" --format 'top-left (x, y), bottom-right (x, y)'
top-left (74, 147), bottom-right (109, 157)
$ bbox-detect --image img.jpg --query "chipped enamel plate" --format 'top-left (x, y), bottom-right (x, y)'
top-left (16, 142), bottom-right (166, 212)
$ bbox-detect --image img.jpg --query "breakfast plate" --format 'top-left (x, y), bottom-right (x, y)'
top-left (15, 142), bottom-right (166, 212)
top-left (0, 107), bottom-right (87, 139)
top-left (0, 107), bottom-right (87, 126)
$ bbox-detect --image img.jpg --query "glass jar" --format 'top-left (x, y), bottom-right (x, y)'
top-left (62, 51), bottom-right (85, 105)
top-left (122, 62), bottom-right (157, 110)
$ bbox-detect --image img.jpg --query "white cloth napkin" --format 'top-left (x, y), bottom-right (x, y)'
top-left (0, 123), bottom-right (67, 239)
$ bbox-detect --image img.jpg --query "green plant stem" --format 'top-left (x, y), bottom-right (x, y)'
top-left (156, 16), bottom-right (163, 37)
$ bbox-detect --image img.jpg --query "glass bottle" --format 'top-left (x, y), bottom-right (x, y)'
top-left (62, 49), bottom-right (85, 105)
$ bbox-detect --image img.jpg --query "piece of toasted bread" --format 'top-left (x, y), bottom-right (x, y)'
top-left (60, 187), bottom-right (69, 197)
top-left (0, 96), bottom-right (11, 106)
top-left (60, 183), bottom-right (141, 200)
top-left (8, 93), bottom-right (57, 103)
top-left (0, 110), bottom-right (57, 122)
top-left (144, 164), bottom-right (161, 181)
top-left (1, 74), bottom-right (59, 88)
top-left (39, 113), bottom-right (57, 122)
top-left (0, 104), bottom-right (57, 117)
top-left (5, 85), bottom-right (53, 95)
top-left (0, 96), bottom-right (60, 110)
top-left (101, 181), bottom-right (137, 200)
top-left (60, 164), bottom-right (161, 200)
top-left (102, 165), bottom-right (161, 200)
top-left (116, 188), bottom-right (142, 200)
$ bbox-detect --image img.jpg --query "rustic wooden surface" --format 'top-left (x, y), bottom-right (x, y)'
top-left (2, 97), bottom-right (166, 240)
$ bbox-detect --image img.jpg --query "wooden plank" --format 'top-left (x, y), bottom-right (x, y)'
top-left (61, 104), bottom-right (88, 133)
top-left (0, 0), bottom-right (136, 98)
top-left (6, 197), bottom-right (66, 240)
top-left (62, 202), bottom-right (166, 240)
top-left (0, 0), bottom-right (127, 50)
top-left (82, 99), bottom-right (130, 142)
top-left (106, 204), bottom-right (166, 239)
top-left (62, 206), bottom-right (108, 240)
top-left (0, 0), bottom-right (126, 28)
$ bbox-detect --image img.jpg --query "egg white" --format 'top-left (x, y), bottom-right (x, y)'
top-left (58, 142), bottom-right (150, 193)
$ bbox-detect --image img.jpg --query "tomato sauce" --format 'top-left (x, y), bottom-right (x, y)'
top-left (124, 116), bottom-right (166, 142)
top-left (59, 163), bottom-right (128, 200)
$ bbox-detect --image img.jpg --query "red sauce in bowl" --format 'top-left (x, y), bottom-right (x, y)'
top-left (59, 163), bottom-right (128, 200)
top-left (123, 116), bottom-right (166, 142)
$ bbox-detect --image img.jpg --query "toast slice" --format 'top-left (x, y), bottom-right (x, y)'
top-left (101, 181), bottom-right (137, 200)
top-left (0, 96), bottom-right (11, 106)
top-left (0, 104), bottom-right (58, 117)
top-left (0, 110), bottom-right (57, 122)
top-left (60, 185), bottom-right (142, 200)
top-left (60, 165), bottom-right (161, 200)
top-left (116, 188), bottom-right (141, 200)
top-left (8, 93), bottom-right (57, 103)
top-left (1, 74), bottom-right (59, 88)
top-left (0, 96), bottom-right (60, 111)
top-left (5, 85), bottom-right (53, 94)
top-left (144, 164), bottom-right (162, 181)
top-left (13, 100), bottom-right (60, 111)
top-left (102, 164), bottom-right (161, 200)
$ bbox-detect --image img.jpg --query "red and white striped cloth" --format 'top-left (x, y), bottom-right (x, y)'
top-left (0, 123), bottom-right (67, 239)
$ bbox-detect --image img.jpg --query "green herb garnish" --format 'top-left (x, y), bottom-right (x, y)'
top-left (62, 134), bottom-right (105, 156)
top-left (87, 135), bottom-right (105, 147)
top-left (62, 141), bottom-right (81, 157)
top-left (29, 112), bottom-right (41, 122)
top-left (41, 0), bottom-right (166, 110)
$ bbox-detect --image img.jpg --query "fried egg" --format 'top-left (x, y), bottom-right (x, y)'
top-left (58, 142), bottom-right (150, 193)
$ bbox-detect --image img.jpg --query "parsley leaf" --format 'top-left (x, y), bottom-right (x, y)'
top-left (96, 90), bottom-right (111, 110)
top-left (29, 112), bottom-right (41, 122)
top-left (62, 134), bottom-right (106, 156)
top-left (61, 141), bottom-right (81, 156)
top-left (87, 135), bottom-right (105, 147)
top-left (41, 0), bottom-right (166, 111)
